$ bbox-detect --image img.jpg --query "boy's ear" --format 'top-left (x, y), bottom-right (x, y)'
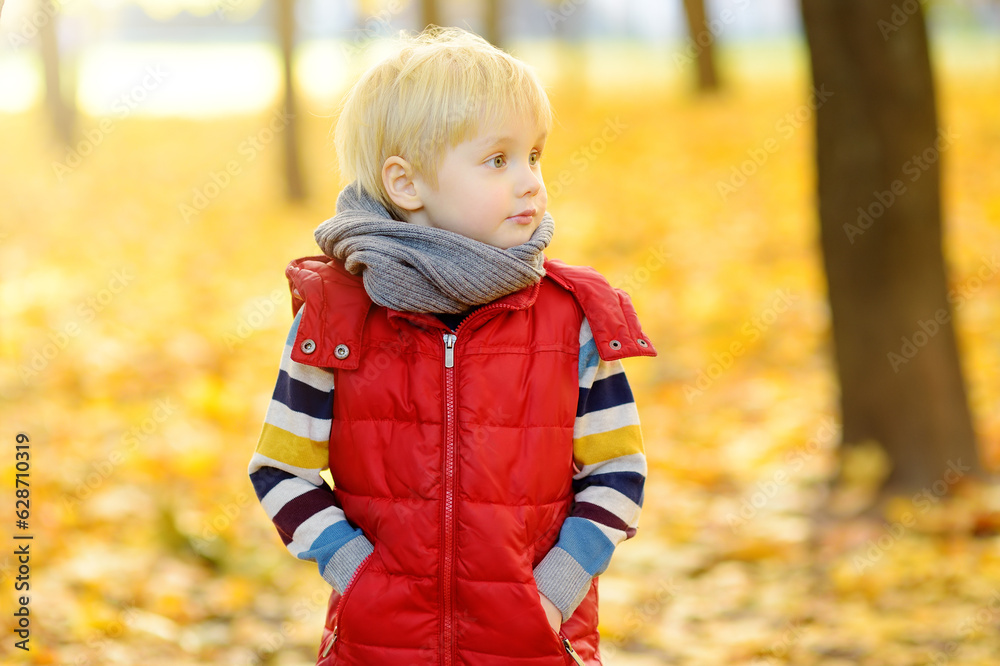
top-left (382, 157), bottom-right (423, 213)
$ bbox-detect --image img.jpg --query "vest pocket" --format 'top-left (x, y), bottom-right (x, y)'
top-left (324, 547), bottom-right (377, 661)
top-left (530, 586), bottom-right (579, 662)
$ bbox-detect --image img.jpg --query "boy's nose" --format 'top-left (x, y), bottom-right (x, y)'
top-left (517, 166), bottom-right (543, 198)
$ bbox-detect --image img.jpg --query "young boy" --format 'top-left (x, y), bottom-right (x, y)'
top-left (249, 27), bottom-right (656, 665)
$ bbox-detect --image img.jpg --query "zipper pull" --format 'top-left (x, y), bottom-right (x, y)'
top-left (321, 626), bottom-right (337, 657)
top-left (443, 333), bottom-right (456, 368)
top-left (562, 635), bottom-right (585, 666)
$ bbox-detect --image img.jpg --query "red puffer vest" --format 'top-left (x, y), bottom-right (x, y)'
top-left (285, 255), bottom-right (655, 666)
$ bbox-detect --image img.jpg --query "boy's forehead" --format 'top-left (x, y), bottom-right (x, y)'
top-left (469, 117), bottom-right (548, 146)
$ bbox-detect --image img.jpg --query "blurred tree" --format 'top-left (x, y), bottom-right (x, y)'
top-left (276, 0), bottom-right (306, 200)
top-left (484, 0), bottom-right (502, 47)
top-left (681, 0), bottom-right (720, 92)
top-left (800, 0), bottom-right (982, 492)
top-left (422, 0), bottom-right (441, 29)
top-left (546, 0), bottom-right (589, 95)
top-left (38, 0), bottom-right (76, 146)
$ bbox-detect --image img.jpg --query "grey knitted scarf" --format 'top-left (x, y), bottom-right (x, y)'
top-left (314, 184), bottom-right (554, 313)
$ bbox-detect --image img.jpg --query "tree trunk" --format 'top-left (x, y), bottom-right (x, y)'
top-left (276, 0), bottom-right (305, 201)
top-left (800, 0), bottom-right (982, 492)
top-left (421, 0), bottom-right (441, 29)
top-left (549, 0), bottom-right (588, 97)
top-left (483, 0), bottom-right (502, 47)
top-left (681, 0), bottom-right (719, 92)
top-left (38, 0), bottom-right (75, 147)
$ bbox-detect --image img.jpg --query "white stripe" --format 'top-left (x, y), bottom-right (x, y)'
top-left (582, 357), bottom-right (624, 388)
top-left (265, 398), bottom-right (332, 442)
top-left (260, 476), bottom-right (320, 519)
top-left (574, 402), bottom-right (640, 439)
top-left (281, 344), bottom-right (336, 392)
top-left (290, 505), bottom-right (349, 555)
top-left (593, 358), bottom-right (625, 382)
top-left (592, 520), bottom-right (629, 546)
top-left (248, 452), bottom-right (325, 488)
top-left (579, 318), bottom-right (595, 348)
top-left (287, 542), bottom-right (305, 557)
top-left (574, 452), bottom-right (647, 480)
top-left (576, 485), bottom-right (641, 527)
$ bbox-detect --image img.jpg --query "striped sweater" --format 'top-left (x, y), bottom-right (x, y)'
top-left (249, 309), bottom-right (646, 621)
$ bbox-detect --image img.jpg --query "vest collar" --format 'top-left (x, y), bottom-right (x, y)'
top-left (543, 259), bottom-right (657, 362)
top-left (284, 256), bottom-right (656, 369)
top-left (285, 256), bottom-right (544, 368)
top-left (286, 256), bottom-right (371, 370)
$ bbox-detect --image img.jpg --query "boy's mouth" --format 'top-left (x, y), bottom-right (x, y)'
top-left (506, 209), bottom-right (537, 225)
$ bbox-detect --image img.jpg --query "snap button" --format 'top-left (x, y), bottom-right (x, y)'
top-left (609, 340), bottom-right (622, 350)
top-left (300, 339), bottom-right (316, 354)
top-left (334, 344), bottom-right (350, 360)
top-left (637, 339), bottom-right (648, 348)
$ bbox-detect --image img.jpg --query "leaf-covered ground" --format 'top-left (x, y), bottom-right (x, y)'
top-left (1, 40), bottom-right (999, 665)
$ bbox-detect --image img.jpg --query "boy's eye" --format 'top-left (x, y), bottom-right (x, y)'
top-left (491, 155), bottom-right (506, 168)
top-left (529, 151), bottom-right (541, 166)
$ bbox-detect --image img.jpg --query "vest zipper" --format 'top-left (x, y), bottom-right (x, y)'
top-left (561, 634), bottom-right (585, 666)
top-left (438, 305), bottom-right (514, 664)
top-left (441, 331), bottom-right (458, 666)
top-left (444, 332), bottom-right (456, 368)
top-left (320, 626), bottom-right (337, 658)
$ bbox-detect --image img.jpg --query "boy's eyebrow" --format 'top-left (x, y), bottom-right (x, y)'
top-left (475, 131), bottom-right (548, 148)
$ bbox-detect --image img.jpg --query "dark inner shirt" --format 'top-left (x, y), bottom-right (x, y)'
top-left (433, 308), bottom-right (476, 331)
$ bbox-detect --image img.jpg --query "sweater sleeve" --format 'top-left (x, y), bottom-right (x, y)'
top-left (533, 316), bottom-right (647, 622)
top-left (248, 308), bottom-right (373, 594)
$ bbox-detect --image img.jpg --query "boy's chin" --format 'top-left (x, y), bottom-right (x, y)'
top-left (502, 223), bottom-right (540, 248)
top-left (495, 232), bottom-right (536, 250)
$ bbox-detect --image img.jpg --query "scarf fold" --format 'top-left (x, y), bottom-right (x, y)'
top-left (314, 184), bottom-right (555, 313)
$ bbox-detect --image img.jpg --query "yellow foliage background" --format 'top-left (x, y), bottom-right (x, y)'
top-left (1, 39), bottom-right (999, 665)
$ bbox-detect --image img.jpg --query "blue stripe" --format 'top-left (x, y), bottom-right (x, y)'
top-left (250, 465), bottom-right (296, 501)
top-left (299, 520), bottom-right (367, 573)
top-left (577, 371), bottom-right (634, 417)
top-left (578, 331), bottom-right (600, 378)
top-left (284, 308), bottom-right (303, 346)
top-left (273, 370), bottom-right (333, 420)
top-left (554, 516), bottom-right (616, 576)
top-left (572, 471), bottom-right (644, 506)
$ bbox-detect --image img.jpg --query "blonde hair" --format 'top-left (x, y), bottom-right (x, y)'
top-left (334, 26), bottom-right (552, 219)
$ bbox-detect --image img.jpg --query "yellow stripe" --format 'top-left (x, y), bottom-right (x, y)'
top-left (256, 422), bottom-right (329, 470)
top-left (573, 425), bottom-right (644, 466)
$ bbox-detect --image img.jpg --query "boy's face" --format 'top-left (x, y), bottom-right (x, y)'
top-left (411, 114), bottom-right (548, 250)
